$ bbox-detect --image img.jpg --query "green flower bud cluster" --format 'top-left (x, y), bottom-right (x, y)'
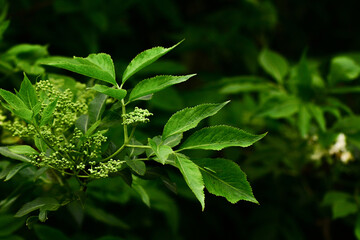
top-left (88, 159), bottom-right (123, 178)
top-left (30, 128), bottom-right (111, 177)
top-left (122, 107), bottom-right (153, 125)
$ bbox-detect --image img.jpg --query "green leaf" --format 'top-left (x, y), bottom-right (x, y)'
top-left (308, 104), bottom-right (326, 131)
top-left (86, 205), bottom-right (129, 229)
top-left (0, 215), bottom-right (24, 237)
top-left (162, 101), bottom-right (229, 140)
top-left (40, 98), bottom-right (57, 126)
top-left (255, 95), bottom-right (299, 119)
top-left (0, 89), bottom-right (32, 121)
top-left (128, 74), bottom-right (195, 102)
top-left (34, 136), bottom-right (47, 152)
top-left (8, 145), bottom-right (39, 155)
top-left (328, 56), bottom-right (360, 84)
top-left (40, 53), bottom-right (117, 85)
top-left (0, 147), bottom-right (31, 162)
top-left (18, 73), bottom-right (37, 109)
top-left (132, 176), bottom-right (150, 207)
top-left (162, 133), bottom-right (183, 147)
top-left (15, 197), bottom-right (60, 218)
top-left (34, 225), bottom-right (71, 240)
top-left (122, 40), bottom-right (183, 83)
top-left (175, 154), bottom-right (205, 210)
top-left (125, 157), bottom-right (146, 176)
top-left (259, 48), bottom-right (289, 84)
top-left (75, 115), bottom-right (89, 134)
top-left (179, 126), bottom-right (266, 151)
top-left (323, 191), bottom-right (357, 219)
top-left (298, 104), bottom-right (312, 138)
top-left (90, 84), bottom-right (127, 101)
top-left (192, 158), bottom-right (258, 204)
top-left (88, 93), bottom-right (108, 125)
top-left (355, 213), bottom-right (360, 240)
top-left (148, 138), bottom-right (173, 164)
top-left (4, 163), bottom-right (30, 181)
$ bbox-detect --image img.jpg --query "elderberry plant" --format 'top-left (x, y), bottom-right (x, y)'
top-left (0, 41), bottom-right (265, 224)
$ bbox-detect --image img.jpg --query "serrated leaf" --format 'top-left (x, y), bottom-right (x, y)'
top-left (148, 138), bottom-right (173, 164)
top-left (0, 147), bottom-right (31, 162)
top-left (175, 154), bottom-right (204, 210)
top-left (179, 126), bottom-right (266, 151)
top-left (129, 74), bottom-right (195, 102)
top-left (122, 40), bottom-right (183, 83)
top-left (162, 133), bottom-right (183, 147)
top-left (259, 48), bottom-right (288, 84)
top-left (39, 53), bottom-right (117, 85)
top-left (15, 197), bottom-right (60, 218)
top-left (90, 84), bottom-right (127, 101)
top-left (192, 158), bottom-right (258, 204)
top-left (40, 98), bottom-right (57, 126)
top-left (18, 73), bottom-right (37, 109)
top-left (4, 163), bottom-right (30, 181)
top-left (8, 145), bottom-right (38, 155)
top-left (162, 101), bottom-right (229, 140)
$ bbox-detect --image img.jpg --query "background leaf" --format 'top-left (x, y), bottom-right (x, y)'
top-left (259, 48), bottom-right (289, 84)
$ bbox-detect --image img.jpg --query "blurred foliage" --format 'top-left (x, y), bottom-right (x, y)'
top-left (1, 0), bottom-right (360, 239)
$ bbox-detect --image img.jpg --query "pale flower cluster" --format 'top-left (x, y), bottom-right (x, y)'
top-left (329, 133), bottom-right (353, 163)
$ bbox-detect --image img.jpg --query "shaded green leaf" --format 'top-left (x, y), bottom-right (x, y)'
top-left (15, 197), bottom-right (60, 217)
top-left (18, 73), bottom-right (37, 109)
top-left (122, 40), bottom-right (183, 83)
top-left (86, 205), bottom-right (129, 229)
top-left (298, 104), bottom-right (312, 138)
top-left (0, 214), bottom-right (24, 237)
top-left (180, 126), bottom-right (266, 151)
top-left (90, 84), bottom-right (127, 101)
top-left (75, 114), bottom-right (89, 134)
top-left (255, 95), bottom-right (299, 119)
top-left (88, 93), bottom-right (108, 125)
top-left (328, 56), bottom-right (360, 84)
top-left (40, 53), bottom-right (117, 85)
top-left (40, 98), bottom-right (57, 126)
top-left (308, 104), bottom-right (326, 131)
top-left (0, 147), bottom-right (31, 162)
top-left (162, 101), bottom-right (229, 140)
top-left (148, 138), bottom-right (173, 164)
top-left (125, 157), bottom-right (146, 176)
top-left (259, 48), bottom-right (288, 84)
top-left (8, 145), bottom-right (39, 155)
top-left (129, 74), bottom-right (195, 102)
top-left (175, 154), bottom-right (204, 210)
top-left (193, 158), bottom-right (258, 204)
top-left (34, 225), bottom-right (70, 240)
top-left (4, 163), bottom-right (30, 181)
top-left (132, 176), bottom-right (151, 207)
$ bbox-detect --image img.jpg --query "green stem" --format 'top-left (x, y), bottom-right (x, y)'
top-left (122, 99), bottom-right (128, 143)
top-left (126, 144), bottom-right (151, 149)
top-left (102, 143), bottom-right (126, 162)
